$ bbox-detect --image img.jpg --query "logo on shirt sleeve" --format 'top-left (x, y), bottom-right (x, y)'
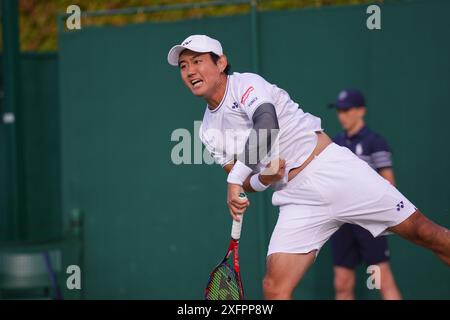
top-left (240, 86), bottom-right (254, 104)
top-left (247, 96), bottom-right (259, 108)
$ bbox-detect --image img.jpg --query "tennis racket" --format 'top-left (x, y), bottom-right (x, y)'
top-left (205, 192), bottom-right (247, 300)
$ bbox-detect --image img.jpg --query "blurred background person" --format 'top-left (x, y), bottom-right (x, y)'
top-left (328, 89), bottom-right (402, 300)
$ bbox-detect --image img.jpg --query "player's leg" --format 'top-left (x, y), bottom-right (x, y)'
top-left (318, 144), bottom-right (449, 267)
top-left (377, 262), bottom-right (402, 300)
top-left (333, 266), bottom-right (356, 300)
top-left (263, 251), bottom-right (316, 300)
top-left (387, 210), bottom-right (450, 266)
top-left (267, 150), bottom-right (340, 300)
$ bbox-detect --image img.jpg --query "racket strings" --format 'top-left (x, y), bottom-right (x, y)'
top-left (205, 263), bottom-right (241, 300)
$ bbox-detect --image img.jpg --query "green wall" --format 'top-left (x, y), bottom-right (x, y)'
top-left (0, 56), bottom-right (10, 241)
top-left (0, 53), bottom-right (61, 242)
top-left (58, 0), bottom-right (449, 299)
top-left (21, 53), bottom-right (62, 242)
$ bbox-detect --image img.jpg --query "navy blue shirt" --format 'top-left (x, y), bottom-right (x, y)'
top-left (333, 126), bottom-right (392, 170)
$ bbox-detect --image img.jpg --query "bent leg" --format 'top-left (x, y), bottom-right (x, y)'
top-left (263, 251), bottom-right (316, 300)
top-left (388, 210), bottom-right (450, 266)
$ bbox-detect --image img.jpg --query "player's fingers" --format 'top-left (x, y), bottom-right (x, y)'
top-left (229, 209), bottom-right (240, 221)
top-left (231, 200), bottom-right (249, 212)
top-left (230, 200), bottom-right (248, 210)
top-left (229, 205), bottom-right (245, 219)
top-left (231, 198), bottom-right (250, 209)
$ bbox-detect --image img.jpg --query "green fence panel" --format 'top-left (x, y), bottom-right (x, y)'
top-left (1, 53), bottom-right (61, 243)
top-left (21, 53), bottom-right (62, 242)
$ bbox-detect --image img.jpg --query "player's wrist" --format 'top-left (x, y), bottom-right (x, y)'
top-left (227, 160), bottom-right (253, 186)
top-left (250, 173), bottom-right (270, 192)
top-left (258, 174), bottom-right (272, 187)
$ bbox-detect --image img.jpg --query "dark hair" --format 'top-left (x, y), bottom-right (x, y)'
top-left (210, 53), bottom-right (231, 75)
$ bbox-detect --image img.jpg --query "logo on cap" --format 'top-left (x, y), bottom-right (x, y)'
top-left (338, 90), bottom-right (348, 101)
top-left (182, 39), bottom-right (192, 46)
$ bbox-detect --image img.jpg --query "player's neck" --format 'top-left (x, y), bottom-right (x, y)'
top-left (206, 74), bottom-right (228, 110)
top-left (347, 120), bottom-right (365, 137)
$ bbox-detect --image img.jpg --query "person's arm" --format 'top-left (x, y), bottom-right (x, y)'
top-left (227, 103), bottom-right (280, 183)
top-left (224, 163), bottom-right (255, 192)
top-left (226, 103), bottom-right (283, 220)
top-left (379, 167), bottom-right (396, 186)
top-left (224, 158), bottom-right (286, 193)
top-left (371, 134), bottom-right (395, 186)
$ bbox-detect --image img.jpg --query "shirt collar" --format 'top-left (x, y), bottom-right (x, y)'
top-left (207, 75), bottom-right (230, 113)
top-left (346, 125), bottom-right (369, 140)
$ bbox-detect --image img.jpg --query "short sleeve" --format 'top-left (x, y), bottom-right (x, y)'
top-left (199, 124), bottom-right (234, 167)
top-left (370, 134), bottom-right (393, 169)
top-left (237, 74), bottom-right (275, 120)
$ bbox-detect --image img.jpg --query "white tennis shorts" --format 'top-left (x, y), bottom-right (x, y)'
top-left (267, 143), bottom-right (417, 257)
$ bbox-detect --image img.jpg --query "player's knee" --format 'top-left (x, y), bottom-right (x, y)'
top-left (262, 276), bottom-right (290, 299)
top-left (262, 276), bottom-right (277, 296)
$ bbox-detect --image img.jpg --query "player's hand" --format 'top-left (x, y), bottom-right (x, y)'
top-left (227, 183), bottom-right (250, 221)
top-left (259, 158), bottom-right (286, 186)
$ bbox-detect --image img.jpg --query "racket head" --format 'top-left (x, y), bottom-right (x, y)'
top-left (205, 260), bottom-right (243, 300)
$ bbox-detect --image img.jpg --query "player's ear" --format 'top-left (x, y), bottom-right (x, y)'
top-left (218, 54), bottom-right (228, 73)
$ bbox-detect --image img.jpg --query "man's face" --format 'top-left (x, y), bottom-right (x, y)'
top-left (178, 50), bottom-right (225, 98)
top-left (336, 107), bottom-right (366, 131)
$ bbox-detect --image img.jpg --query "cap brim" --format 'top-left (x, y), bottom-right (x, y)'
top-left (167, 45), bottom-right (187, 66)
top-left (328, 101), bottom-right (354, 109)
top-left (167, 45), bottom-right (213, 66)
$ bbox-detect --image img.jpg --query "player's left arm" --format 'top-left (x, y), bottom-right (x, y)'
top-left (224, 163), bottom-right (255, 192)
top-left (226, 76), bottom-right (286, 218)
top-left (224, 157), bottom-right (285, 193)
top-left (227, 102), bottom-right (282, 218)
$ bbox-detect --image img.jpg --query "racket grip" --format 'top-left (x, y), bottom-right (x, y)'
top-left (231, 193), bottom-right (247, 240)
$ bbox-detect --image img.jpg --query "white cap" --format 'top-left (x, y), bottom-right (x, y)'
top-left (167, 35), bottom-right (223, 66)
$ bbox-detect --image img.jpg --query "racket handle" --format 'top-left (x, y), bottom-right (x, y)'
top-left (231, 193), bottom-right (247, 240)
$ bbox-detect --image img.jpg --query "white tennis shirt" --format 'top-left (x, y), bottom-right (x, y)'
top-left (199, 72), bottom-right (323, 180)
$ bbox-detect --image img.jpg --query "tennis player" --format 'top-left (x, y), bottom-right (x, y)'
top-left (167, 35), bottom-right (450, 299)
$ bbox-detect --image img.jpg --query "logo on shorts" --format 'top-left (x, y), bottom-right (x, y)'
top-left (396, 201), bottom-right (405, 211)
